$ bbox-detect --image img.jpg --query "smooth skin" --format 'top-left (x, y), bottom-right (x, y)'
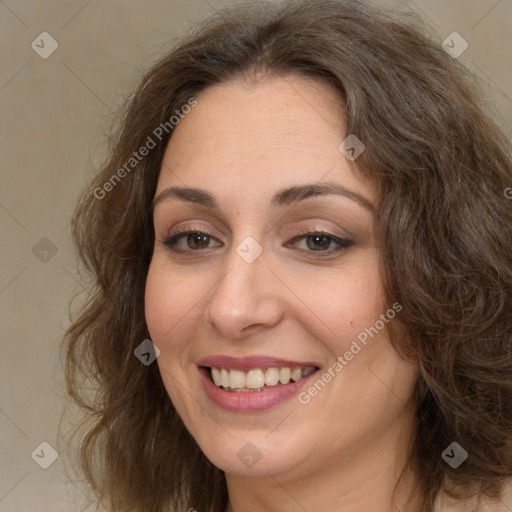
top-left (145, 75), bottom-right (422, 512)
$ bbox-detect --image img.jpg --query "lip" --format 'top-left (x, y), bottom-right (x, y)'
top-left (197, 356), bottom-right (320, 413)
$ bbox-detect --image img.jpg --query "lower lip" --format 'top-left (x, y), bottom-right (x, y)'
top-left (198, 367), bottom-right (318, 412)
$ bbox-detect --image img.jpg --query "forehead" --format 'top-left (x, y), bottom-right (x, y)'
top-left (157, 75), bottom-right (374, 205)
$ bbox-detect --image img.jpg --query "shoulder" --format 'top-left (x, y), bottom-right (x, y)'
top-left (434, 479), bottom-right (512, 511)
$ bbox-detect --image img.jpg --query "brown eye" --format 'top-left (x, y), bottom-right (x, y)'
top-left (288, 231), bottom-right (354, 256)
top-left (163, 231), bottom-right (221, 252)
top-left (186, 233), bottom-right (211, 249)
top-left (305, 234), bottom-right (333, 251)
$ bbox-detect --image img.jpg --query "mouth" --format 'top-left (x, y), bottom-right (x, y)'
top-left (205, 366), bottom-right (318, 392)
top-left (197, 355), bottom-right (321, 412)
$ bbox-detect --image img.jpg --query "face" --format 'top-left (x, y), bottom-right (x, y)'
top-left (145, 75), bottom-right (418, 481)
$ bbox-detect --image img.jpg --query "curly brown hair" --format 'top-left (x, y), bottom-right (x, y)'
top-left (61, 1), bottom-right (512, 511)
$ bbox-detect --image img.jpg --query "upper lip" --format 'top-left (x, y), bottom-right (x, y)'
top-left (197, 355), bottom-right (320, 372)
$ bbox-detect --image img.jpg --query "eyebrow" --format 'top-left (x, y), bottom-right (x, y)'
top-left (152, 182), bottom-right (375, 213)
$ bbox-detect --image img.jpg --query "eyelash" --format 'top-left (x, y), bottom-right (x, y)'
top-left (161, 225), bottom-right (354, 257)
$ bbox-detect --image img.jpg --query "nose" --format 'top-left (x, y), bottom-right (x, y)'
top-left (204, 241), bottom-right (284, 339)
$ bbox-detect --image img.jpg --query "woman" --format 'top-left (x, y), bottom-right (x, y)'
top-left (62, 1), bottom-right (512, 511)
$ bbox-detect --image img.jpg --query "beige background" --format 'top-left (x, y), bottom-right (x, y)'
top-left (0, 0), bottom-right (510, 510)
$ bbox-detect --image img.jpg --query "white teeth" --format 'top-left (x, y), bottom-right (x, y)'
top-left (264, 367), bottom-right (280, 386)
top-left (291, 368), bottom-right (302, 382)
top-left (209, 366), bottom-right (317, 391)
top-left (246, 369), bottom-right (265, 388)
top-left (211, 367), bottom-right (221, 386)
top-left (279, 367), bottom-right (292, 384)
top-left (220, 368), bottom-right (230, 388)
top-left (229, 369), bottom-right (246, 389)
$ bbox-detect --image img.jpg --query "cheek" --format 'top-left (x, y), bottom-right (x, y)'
top-left (144, 257), bottom-right (203, 343)
top-left (145, 249), bottom-right (209, 326)
top-left (144, 265), bottom-right (171, 340)
top-left (144, 260), bottom-right (200, 411)
top-left (302, 254), bottom-right (385, 351)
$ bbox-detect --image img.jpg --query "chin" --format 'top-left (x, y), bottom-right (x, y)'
top-left (192, 421), bottom-right (314, 478)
